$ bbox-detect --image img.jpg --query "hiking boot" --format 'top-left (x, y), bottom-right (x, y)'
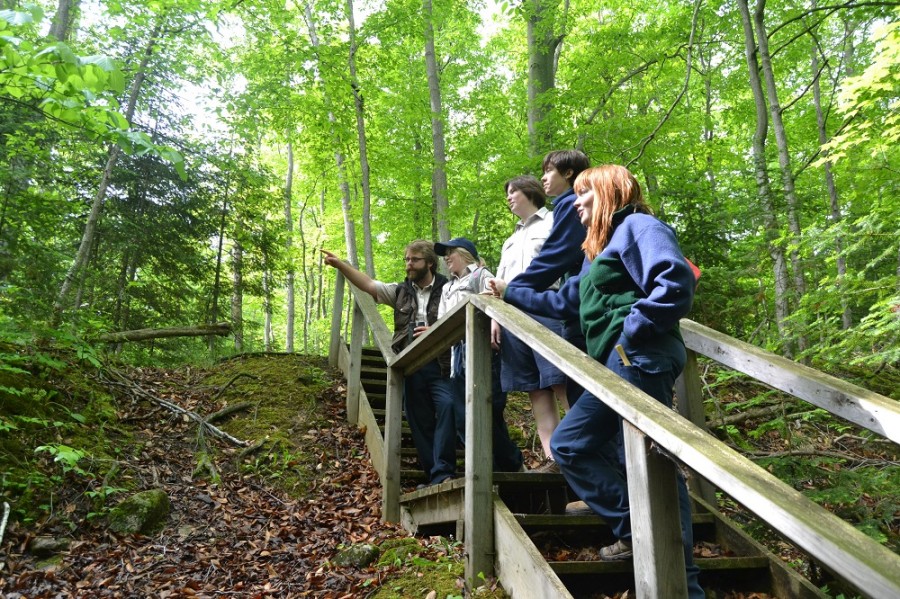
top-left (529, 458), bottom-right (560, 474)
top-left (599, 539), bottom-right (633, 561)
top-left (565, 500), bottom-right (593, 516)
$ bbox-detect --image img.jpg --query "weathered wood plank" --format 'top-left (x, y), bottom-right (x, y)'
top-left (390, 299), bottom-right (467, 373)
top-left (681, 319), bottom-right (900, 444)
top-left (493, 497), bottom-right (574, 599)
top-left (347, 302), bottom-right (366, 425)
top-left (674, 349), bottom-right (718, 506)
top-left (623, 422), bottom-right (688, 598)
top-left (470, 295), bottom-right (900, 598)
top-left (465, 304), bottom-right (495, 588)
top-left (382, 365), bottom-right (404, 523)
top-left (328, 271), bottom-right (345, 368)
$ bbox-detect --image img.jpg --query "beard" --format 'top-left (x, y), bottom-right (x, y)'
top-left (407, 263), bottom-right (432, 285)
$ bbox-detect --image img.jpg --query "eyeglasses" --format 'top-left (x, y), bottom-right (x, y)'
top-left (404, 256), bottom-right (425, 263)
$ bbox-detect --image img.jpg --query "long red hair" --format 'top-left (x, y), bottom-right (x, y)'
top-left (577, 165), bottom-right (653, 260)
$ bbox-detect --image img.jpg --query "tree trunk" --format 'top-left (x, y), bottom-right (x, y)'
top-left (98, 323), bottom-right (231, 343)
top-left (284, 139), bottom-right (295, 352)
top-left (753, 0), bottom-right (808, 355)
top-left (209, 187), bottom-right (229, 353)
top-left (304, 3), bottom-right (359, 268)
top-left (526, 0), bottom-right (566, 158)
top-left (263, 267), bottom-right (273, 352)
top-left (231, 241), bottom-right (244, 353)
top-left (53, 23), bottom-right (162, 326)
top-left (423, 0), bottom-right (450, 243)
top-left (699, 45), bottom-right (719, 194)
top-left (49, 0), bottom-right (79, 42)
top-left (736, 0), bottom-right (794, 357)
top-left (811, 11), bottom-right (851, 330)
top-left (346, 0), bottom-right (375, 277)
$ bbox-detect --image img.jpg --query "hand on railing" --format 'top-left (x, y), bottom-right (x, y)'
top-left (486, 277), bottom-right (507, 298)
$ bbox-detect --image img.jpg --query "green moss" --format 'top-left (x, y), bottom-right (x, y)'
top-left (199, 354), bottom-right (334, 496)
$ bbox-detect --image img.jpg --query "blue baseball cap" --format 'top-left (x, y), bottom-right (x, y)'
top-left (434, 237), bottom-right (479, 261)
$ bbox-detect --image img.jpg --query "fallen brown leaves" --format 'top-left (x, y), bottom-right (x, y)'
top-left (0, 366), bottom-right (408, 598)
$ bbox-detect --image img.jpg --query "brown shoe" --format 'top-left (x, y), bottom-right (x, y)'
top-left (565, 500), bottom-right (593, 516)
top-left (599, 539), bottom-right (633, 561)
top-left (529, 458), bottom-right (561, 474)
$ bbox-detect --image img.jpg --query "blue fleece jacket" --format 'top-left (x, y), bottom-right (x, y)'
top-left (503, 208), bottom-right (695, 361)
top-left (505, 188), bottom-right (586, 292)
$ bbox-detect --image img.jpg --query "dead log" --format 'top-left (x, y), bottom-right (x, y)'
top-left (98, 323), bottom-right (231, 343)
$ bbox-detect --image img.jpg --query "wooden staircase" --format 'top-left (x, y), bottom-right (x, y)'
top-left (330, 274), bottom-right (900, 598)
top-left (357, 346), bottom-right (824, 599)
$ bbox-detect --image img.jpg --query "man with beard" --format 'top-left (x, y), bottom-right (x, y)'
top-left (322, 241), bottom-right (456, 487)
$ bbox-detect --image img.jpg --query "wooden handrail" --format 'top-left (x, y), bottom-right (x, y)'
top-left (681, 319), bottom-right (900, 443)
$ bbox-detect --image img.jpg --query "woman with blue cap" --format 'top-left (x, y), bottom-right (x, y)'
top-left (434, 237), bottom-right (524, 473)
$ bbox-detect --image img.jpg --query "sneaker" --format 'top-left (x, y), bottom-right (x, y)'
top-left (565, 500), bottom-right (593, 516)
top-left (529, 458), bottom-right (560, 474)
top-left (599, 539), bottom-right (633, 561)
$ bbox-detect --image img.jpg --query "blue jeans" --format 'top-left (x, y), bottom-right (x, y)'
top-left (452, 348), bottom-right (524, 473)
top-left (551, 333), bottom-right (704, 598)
top-left (404, 360), bottom-right (457, 484)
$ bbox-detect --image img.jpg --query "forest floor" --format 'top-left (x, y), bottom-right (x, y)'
top-left (1, 350), bottom-right (897, 598)
top-left (0, 353), bottom-right (484, 598)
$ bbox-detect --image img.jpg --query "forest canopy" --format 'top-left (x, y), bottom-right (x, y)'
top-left (0, 0), bottom-right (897, 377)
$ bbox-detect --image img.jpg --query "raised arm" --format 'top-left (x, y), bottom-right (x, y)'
top-left (321, 249), bottom-right (378, 300)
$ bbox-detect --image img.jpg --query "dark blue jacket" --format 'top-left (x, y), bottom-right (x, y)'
top-left (505, 189), bottom-right (586, 292)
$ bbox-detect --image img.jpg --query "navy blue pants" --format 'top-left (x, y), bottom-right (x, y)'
top-left (404, 360), bottom-right (457, 484)
top-left (452, 345), bottom-right (524, 473)
top-left (550, 333), bottom-right (704, 599)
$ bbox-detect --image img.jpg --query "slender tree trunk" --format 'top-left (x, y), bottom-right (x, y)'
top-left (699, 44), bottom-right (719, 194)
top-left (53, 23), bottom-right (162, 326)
top-left (304, 3), bottom-right (359, 268)
top-left (736, 0), bottom-right (794, 357)
top-left (346, 0), bottom-right (375, 277)
top-left (231, 241), bottom-right (244, 353)
top-left (209, 191), bottom-right (229, 353)
top-left (299, 196), bottom-right (311, 353)
top-left (284, 140), bottom-right (295, 352)
top-left (263, 266), bottom-right (273, 352)
top-left (49, 0), bottom-right (79, 41)
top-left (422, 0), bottom-right (450, 243)
top-left (753, 0), bottom-right (808, 355)
top-left (526, 0), bottom-right (566, 158)
top-left (811, 28), bottom-right (851, 330)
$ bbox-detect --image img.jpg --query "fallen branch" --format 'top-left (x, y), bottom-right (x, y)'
top-left (710, 403), bottom-right (792, 427)
top-left (98, 322), bottom-right (231, 343)
top-left (102, 368), bottom-right (249, 447)
top-left (207, 401), bottom-right (255, 423)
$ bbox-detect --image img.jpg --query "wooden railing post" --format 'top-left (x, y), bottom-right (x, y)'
top-left (382, 364), bottom-right (404, 522)
top-left (675, 348), bottom-right (717, 505)
top-left (346, 301), bottom-right (366, 425)
top-left (464, 303), bottom-right (495, 588)
top-left (328, 271), bottom-right (346, 368)
top-left (623, 421), bottom-right (688, 598)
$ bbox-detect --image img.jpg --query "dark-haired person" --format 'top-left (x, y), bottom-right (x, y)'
top-left (491, 175), bottom-right (568, 469)
top-left (434, 237), bottom-right (524, 473)
top-left (322, 241), bottom-right (457, 487)
top-left (491, 165), bottom-right (703, 597)
top-left (504, 150), bottom-right (591, 472)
